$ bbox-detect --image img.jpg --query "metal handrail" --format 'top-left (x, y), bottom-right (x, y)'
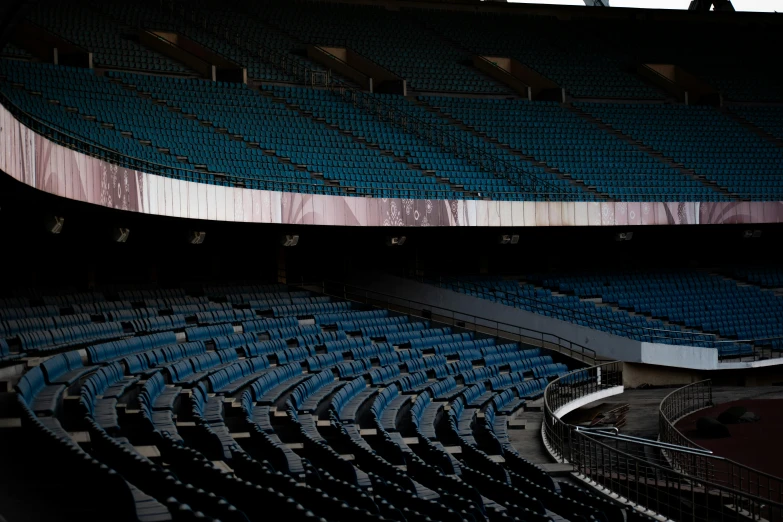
top-left (542, 361), bottom-right (623, 463)
top-left (428, 274), bottom-right (783, 360)
top-left (659, 380), bottom-right (713, 452)
top-left (572, 428), bottom-right (783, 522)
top-left (297, 279), bottom-right (600, 366)
top-left (659, 380), bottom-right (783, 503)
top-left (544, 364), bottom-right (783, 522)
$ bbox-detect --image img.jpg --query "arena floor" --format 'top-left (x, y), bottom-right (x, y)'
top-left (676, 396), bottom-right (783, 477)
top-left (562, 386), bottom-right (783, 478)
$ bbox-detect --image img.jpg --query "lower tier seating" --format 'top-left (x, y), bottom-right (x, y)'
top-left (2, 283), bottom-right (638, 522)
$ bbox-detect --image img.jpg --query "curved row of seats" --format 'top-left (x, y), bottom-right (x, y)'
top-left (440, 276), bottom-right (757, 357)
top-left (531, 270), bottom-right (783, 352)
top-left (428, 97), bottom-right (729, 202)
top-left (580, 103), bottom-right (783, 200)
top-left (3, 56), bottom-right (782, 202)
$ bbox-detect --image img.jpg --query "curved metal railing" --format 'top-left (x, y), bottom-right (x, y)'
top-left (542, 361), bottom-right (624, 463)
top-left (545, 366), bottom-right (783, 522)
top-left (659, 380), bottom-right (783, 504)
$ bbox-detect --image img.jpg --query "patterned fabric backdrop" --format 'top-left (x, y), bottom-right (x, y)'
top-left (2, 103), bottom-right (782, 227)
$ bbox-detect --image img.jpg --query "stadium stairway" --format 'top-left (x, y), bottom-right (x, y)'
top-left (722, 107), bottom-right (783, 151)
top-left (566, 104), bottom-right (740, 201)
top-left (201, 1), bottom-right (360, 89)
top-left (730, 268), bottom-right (783, 293)
top-left (261, 88), bottom-right (481, 200)
top-left (413, 97), bottom-right (610, 201)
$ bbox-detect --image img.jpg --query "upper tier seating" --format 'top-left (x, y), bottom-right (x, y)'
top-left (3, 17), bottom-right (782, 204)
top-left (0, 61), bottom-right (227, 185)
top-left (4, 283), bottom-right (637, 522)
top-left (730, 106), bottom-right (783, 142)
top-left (29, 3), bottom-right (191, 74)
top-left (249, 1), bottom-right (509, 93)
top-left (14, 0), bottom-right (783, 105)
top-left (429, 97), bottom-right (723, 202)
top-left (407, 10), bottom-right (664, 100)
top-left (92, 2), bottom-right (319, 83)
top-left (1, 43), bottom-right (32, 59)
top-left (272, 85), bottom-right (584, 201)
top-left (734, 267), bottom-right (783, 289)
top-left (580, 103), bottom-right (783, 200)
top-left (687, 64), bottom-right (783, 103)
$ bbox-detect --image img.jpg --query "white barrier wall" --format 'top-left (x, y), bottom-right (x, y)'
top-left (348, 272), bottom-right (783, 371)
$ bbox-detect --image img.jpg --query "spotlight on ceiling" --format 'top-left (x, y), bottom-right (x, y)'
top-left (386, 236), bottom-right (406, 247)
top-left (187, 230), bottom-right (206, 245)
top-left (281, 234), bottom-right (300, 247)
top-left (498, 234), bottom-right (519, 245)
top-left (113, 227), bottom-right (131, 243)
top-left (742, 230), bottom-right (762, 239)
top-left (45, 216), bottom-right (65, 235)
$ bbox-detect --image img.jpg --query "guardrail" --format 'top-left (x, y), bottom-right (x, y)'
top-left (542, 361), bottom-right (623, 463)
top-left (301, 280), bottom-right (599, 366)
top-left (545, 367), bottom-right (783, 522)
top-left (571, 430), bottom-right (782, 522)
top-left (659, 380), bottom-right (783, 505)
top-left (658, 379), bottom-right (714, 449)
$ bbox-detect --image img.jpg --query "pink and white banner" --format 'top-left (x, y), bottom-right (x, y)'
top-left (2, 103), bottom-right (782, 227)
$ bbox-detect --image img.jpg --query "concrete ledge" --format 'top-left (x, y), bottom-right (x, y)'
top-left (542, 386), bottom-right (625, 464)
top-left (553, 386), bottom-right (625, 419)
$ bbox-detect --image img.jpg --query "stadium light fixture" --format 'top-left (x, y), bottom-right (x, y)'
top-left (113, 228), bottom-right (131, 243)
top-left (187, 230), bottom-right (206, 245)
top-left (45, 216), bottom-right (65, 234)
top-left (281, 234), bottom-right (300, 247)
